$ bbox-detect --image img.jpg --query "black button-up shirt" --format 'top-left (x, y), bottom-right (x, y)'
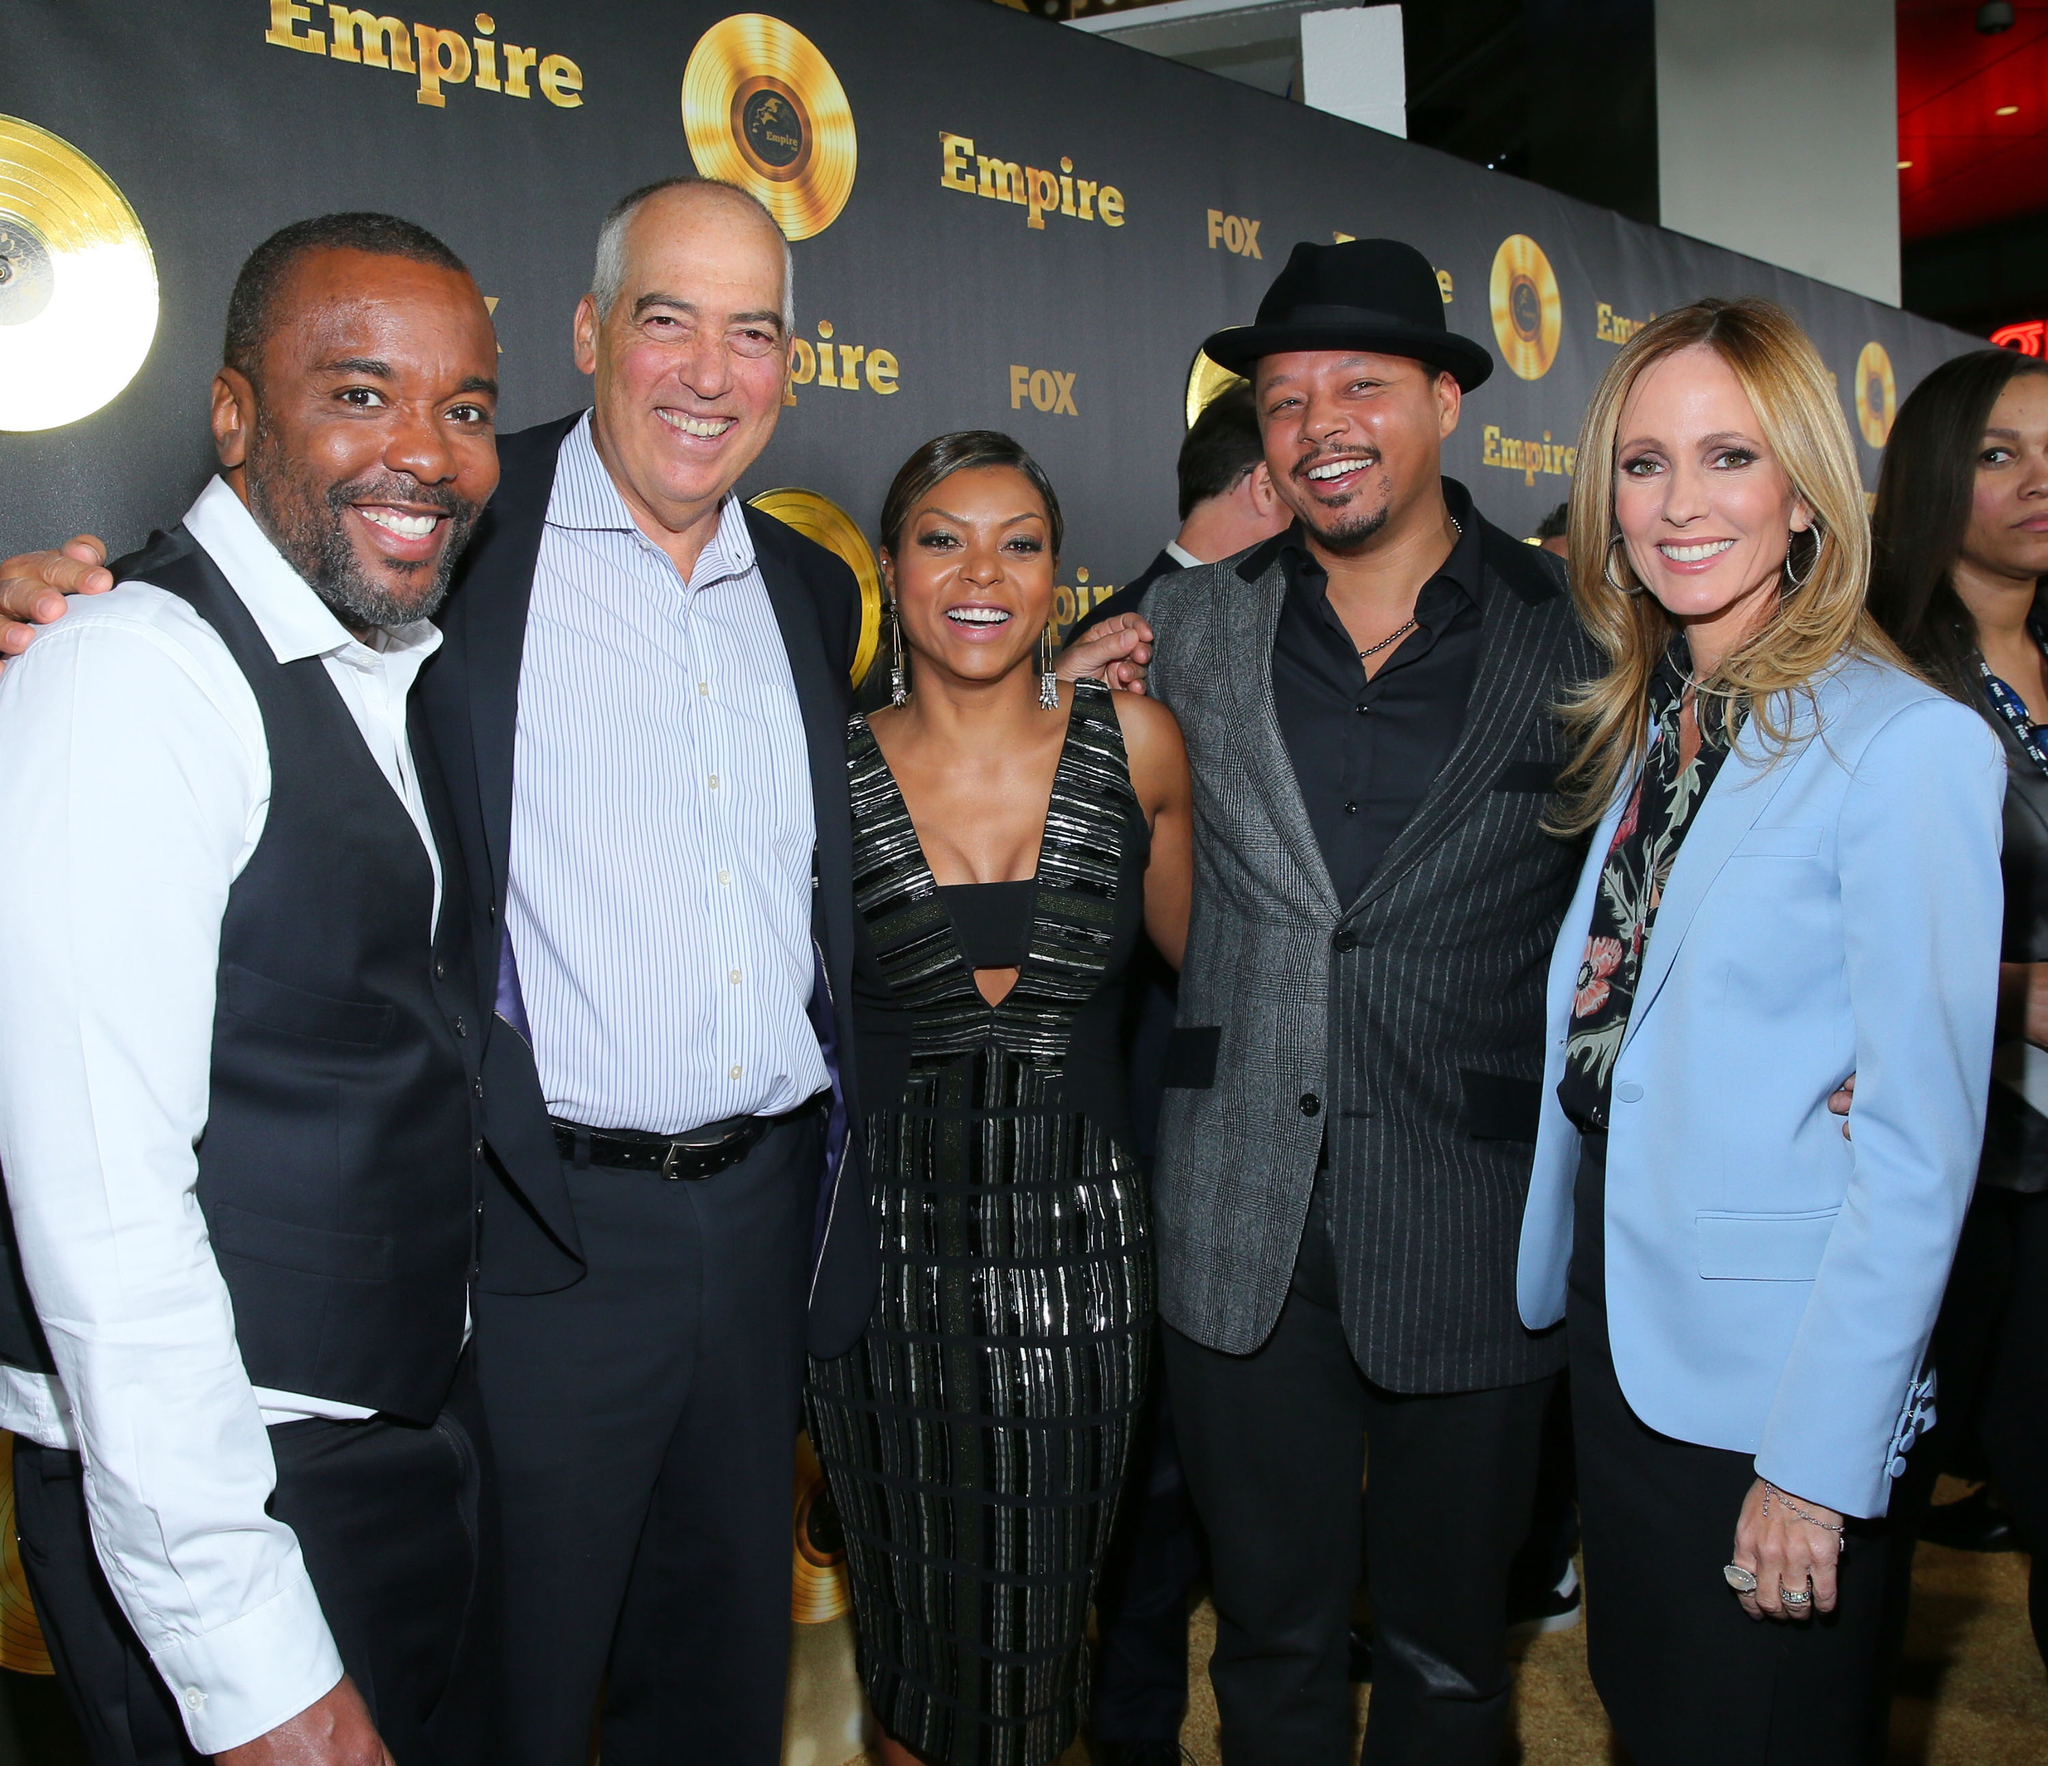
top-left (1265, 479), bottom-right (1487, 907)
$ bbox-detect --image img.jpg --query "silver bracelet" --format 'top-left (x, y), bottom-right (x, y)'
top-left (1764, 1481), bottom-right (1844, 1537)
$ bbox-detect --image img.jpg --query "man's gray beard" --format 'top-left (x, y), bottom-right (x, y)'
top-left (247, 419), bottom-right (476, 630)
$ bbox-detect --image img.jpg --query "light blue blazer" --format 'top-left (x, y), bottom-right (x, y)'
top-left (1517, 653), bottom-right (2006, 1520)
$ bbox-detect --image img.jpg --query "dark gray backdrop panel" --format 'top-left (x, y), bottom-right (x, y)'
top-left (0, 0), bottom-right (1979, 603)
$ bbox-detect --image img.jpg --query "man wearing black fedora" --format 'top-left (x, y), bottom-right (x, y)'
top-left (1127, 238), bottom-right (1597, 1764)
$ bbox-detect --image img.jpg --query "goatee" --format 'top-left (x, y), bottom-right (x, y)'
top-left (248, 417), bottom-right (480, 630)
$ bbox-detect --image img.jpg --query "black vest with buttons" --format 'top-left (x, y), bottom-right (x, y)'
top-left (0, 527), bottom-right (479, 1422)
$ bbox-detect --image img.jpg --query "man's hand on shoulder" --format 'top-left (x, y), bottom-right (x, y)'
top-left (214, 1677), bottom-right (392, 1766)
top-left (1057, 612), bottom-right (1153, 695)
top-left (0, 536), bottom-right (114, 670)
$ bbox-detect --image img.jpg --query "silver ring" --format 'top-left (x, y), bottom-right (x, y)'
top-left (1722, 1563), bottom-right (1758, 1594)
top-left (1780, 1586), bottom-right (1813, 1607)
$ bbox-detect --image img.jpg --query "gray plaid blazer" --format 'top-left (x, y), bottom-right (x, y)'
top-left (1144, 505), bottom-right (1597, 1392)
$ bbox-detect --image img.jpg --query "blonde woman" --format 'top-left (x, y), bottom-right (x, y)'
top-left (1516, 300), bottom-right (2005, 1763)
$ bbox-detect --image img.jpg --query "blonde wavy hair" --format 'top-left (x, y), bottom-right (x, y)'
top-left (1552, 298), bottom-right (1903, 835)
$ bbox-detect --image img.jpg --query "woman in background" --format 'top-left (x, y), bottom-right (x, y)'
top-left (806, 432), bottom-right (1192, 1766)
top-left (1867, 344), bottom-right (2048, 1674)
top-left (1516, 300), bottom-right (2005, 1764)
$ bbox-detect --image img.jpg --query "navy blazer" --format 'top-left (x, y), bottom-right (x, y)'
top-left (419, 414), bottom-right (876, 1360)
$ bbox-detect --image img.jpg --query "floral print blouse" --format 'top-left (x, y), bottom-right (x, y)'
top-left (1557, 648), bottom-right (1745, 1132)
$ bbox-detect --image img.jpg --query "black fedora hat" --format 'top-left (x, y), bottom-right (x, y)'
top-left (1202, 238), bottom-right (1493, 391)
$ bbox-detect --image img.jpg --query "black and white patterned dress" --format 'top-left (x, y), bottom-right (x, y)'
top-left (806, 679), bottom-right (1154, 1766)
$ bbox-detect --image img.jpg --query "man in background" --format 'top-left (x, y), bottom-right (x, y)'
top-left (1531, 500), bottom-right (1569, 559)
top-left (1075, 381), bottom-right (1290, 640)
top-left (1077, 379), bottom-right (1286, 1766)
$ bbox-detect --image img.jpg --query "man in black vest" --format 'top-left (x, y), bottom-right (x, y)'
top-left (0, 215), bottom-right (499, 1766)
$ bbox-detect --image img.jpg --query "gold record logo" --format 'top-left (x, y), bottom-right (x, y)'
top-left (1489, 234), bottom-right (1561, 382)
top-left (0, 1436), bottom-right (50, 1673)
top-left (748, 487), bottom-right (884, 686)
top-left (0, 116), bottom-right (157, 432)
top-left (1185, 342), bottom-right (1247, 429)
top-left (1855, 341), bottom-right (1896, 449)
top-left (789, 1431), bottom-right (852, 1624)
top-left (683, 15), bottom-right (856, 242)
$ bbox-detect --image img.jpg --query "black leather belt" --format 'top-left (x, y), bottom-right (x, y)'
top-left (552, 1094), bottom-right (827, 1182)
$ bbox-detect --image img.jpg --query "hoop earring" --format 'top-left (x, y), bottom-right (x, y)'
top-left (1038, 622), bottom-right (1060, 710)
top-left (1603, 534), bottom-right (1644, 596)
top-left (1783, 525), bottom-right (1820, 590)
top-left (888, 602), bottom-right (909, 707)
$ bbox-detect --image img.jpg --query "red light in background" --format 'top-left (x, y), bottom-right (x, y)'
top-left (1992, 321), bottom-right (2046, 355)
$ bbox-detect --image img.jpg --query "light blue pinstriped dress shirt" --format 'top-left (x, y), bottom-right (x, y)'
top-left (508, 413), bottom-right (828, 1134)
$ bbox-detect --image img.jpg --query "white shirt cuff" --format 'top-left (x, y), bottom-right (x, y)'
top-left (145, 1568), bottom-right (344, 1755)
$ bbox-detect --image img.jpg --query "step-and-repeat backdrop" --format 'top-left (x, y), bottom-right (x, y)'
top-left (0, 5), bottom-right (1986, 1759)
top-left (2, 0), bottom-right (1977, 644)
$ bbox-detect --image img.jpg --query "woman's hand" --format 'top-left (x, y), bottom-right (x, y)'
top-left (1729, 1477), bottom-right (1843, 1621)
top-left (1996, 960), bottom-right (2048, 1050)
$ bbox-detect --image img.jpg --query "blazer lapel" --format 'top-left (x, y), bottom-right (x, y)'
top-left (1618, 698), bottom-right (1813, 1051)
top-left (1230, 559), bottom-right (1342, 917)
top-left (1347, 537), bottom-right (1559, 921)
top-left (454, 417), bottom-right (574, 909)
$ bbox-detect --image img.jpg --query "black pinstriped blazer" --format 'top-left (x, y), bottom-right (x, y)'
top-left (1144, 497), bottom-right (1596, 1393)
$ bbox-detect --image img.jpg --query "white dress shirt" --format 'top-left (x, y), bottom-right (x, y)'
top-left (0, 478), bottom-right (443, 1753)
top-left (1165, 540), bottom-right (1203, 570)
top-left (510, 413), bottom-right (828, 1132)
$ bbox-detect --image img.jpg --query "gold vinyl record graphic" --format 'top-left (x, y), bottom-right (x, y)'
top-left (0, 116), bottom-right (157, 432)
top-left (683, 15), bottom-right (856, 242)
top-left (1489, 234), bottom-right (1561, 382)
top-left (748, 487), bottom-right (883, 686)
top-left (1855, 340), bottom-right (1896, 449)
top-left (0, 1435), bottom-right (52, 1675)
top-left (789, 1430), bottom-right (852, 1625)
top-left (1185, 342), bottom-right (1247, 429)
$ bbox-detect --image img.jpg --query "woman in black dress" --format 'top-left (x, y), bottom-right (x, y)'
top-left (806, 432), bottom-right (1192, 1766)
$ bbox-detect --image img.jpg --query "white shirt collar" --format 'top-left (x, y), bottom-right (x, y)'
top-left (182, 476), bottom-right (441, 670)
top-left (1165, 540), bottom-right (1204, 571)
top-left (544, 410), bottom-right (758, 590)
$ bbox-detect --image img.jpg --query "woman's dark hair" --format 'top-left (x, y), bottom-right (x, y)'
top-left (878, 431), bottom-right (1064, 559)
top-left (1868, 347), bottom-right (2048, 702)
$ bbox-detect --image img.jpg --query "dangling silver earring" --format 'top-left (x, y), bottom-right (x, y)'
top-left (1783, 525), bottom-right (1820, 590)
top-left (888, 602), bottom-right (909, 707)
top-left (1603, 534), bottom-right (1644, 596)
top-left (1038, 622), bottom-right (1060, 710)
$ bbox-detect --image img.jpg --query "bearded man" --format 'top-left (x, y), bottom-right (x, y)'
top-left (1132, 239), bottom-right (1598, 1765)
top-left (0, 213), bottom-right (499, 1766)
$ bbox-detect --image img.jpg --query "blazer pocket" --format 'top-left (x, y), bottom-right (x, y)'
top-left (1163, 1026), bottom-right (1221, 1089)
top-left (1493, 759), bottom-right (1558, 794)
top-left (1461, 1069), bottom-right (1541, 1142)
top-left (219, 963), bottom-right (394, 1048)
top-left (208, 1202), bottom-right (395, 1284)
top-left (1696, 1207), bottom-right (1839, 1280)
top-left (1731, 825), bottom-right (1823, 859)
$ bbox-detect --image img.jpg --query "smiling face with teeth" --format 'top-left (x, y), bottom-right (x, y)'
top-left (210, 246), bottom-right (500, 635)
top-left (1612, 343), bottom-right (1814, 671)
top-left (574, 184), bottom-right (790, 572)
top-left (1253, 349), bottom-right (1461, 557)
top-left (883, 464), bottom-right (1058, 696)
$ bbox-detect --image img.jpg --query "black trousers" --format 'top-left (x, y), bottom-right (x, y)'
top-left (1165, 1281), bottom-right (1551, 1766)
top-left (1089, 1342), bottom-right (1206, 1747)
top-left (475, 1113), bottom-right (816, 1766)
top-left (12, 1363), bottom-right (490, 1766)
top-left (1568, 1134), bottom-right (1907, 1766)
